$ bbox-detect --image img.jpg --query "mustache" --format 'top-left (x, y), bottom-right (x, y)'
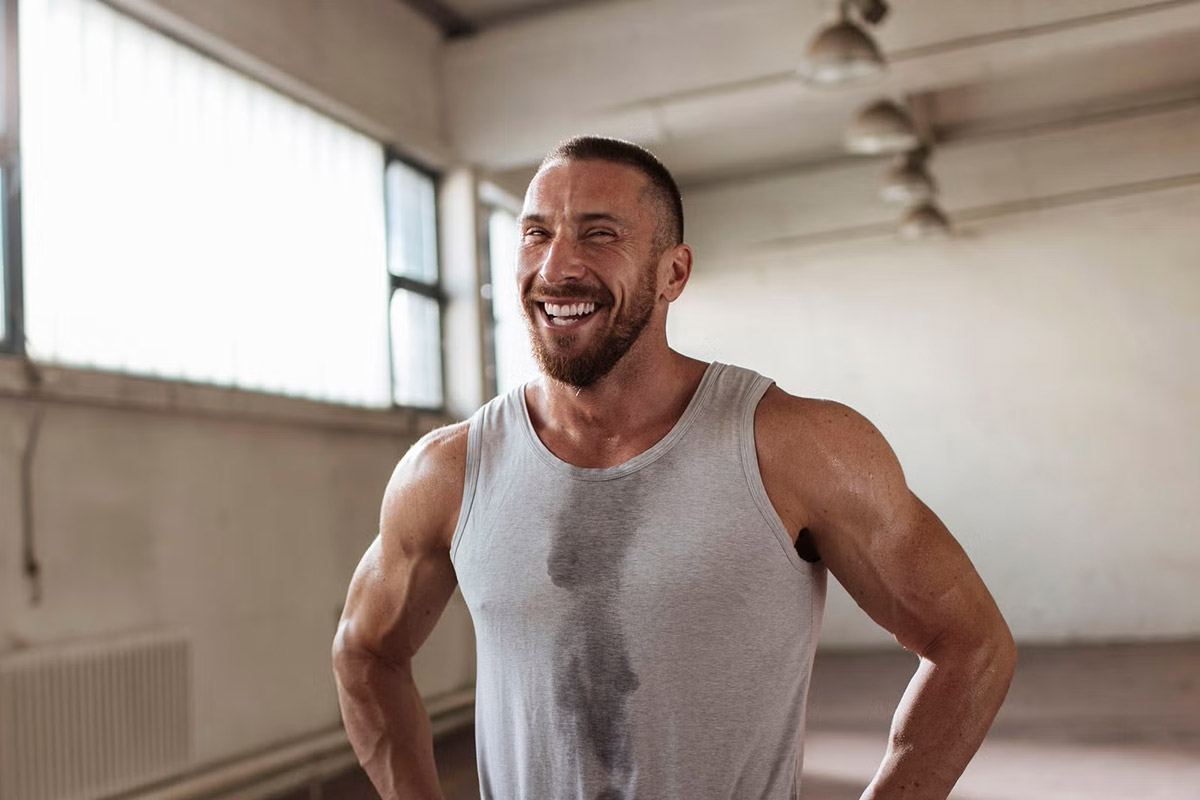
top-left (524, 281), bottom-right (613, 305)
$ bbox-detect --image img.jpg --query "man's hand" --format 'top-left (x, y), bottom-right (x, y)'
top-left (332, 422), bottom-right (468, 800)
top-left (756, 389), bottom-right (1017, 799)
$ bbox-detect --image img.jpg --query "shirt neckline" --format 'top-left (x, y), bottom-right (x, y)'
top-left (517, 362), bottom-right (724, 481)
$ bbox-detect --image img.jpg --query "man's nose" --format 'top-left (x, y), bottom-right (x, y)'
top-left (539, 236), bottom-right (586, 283)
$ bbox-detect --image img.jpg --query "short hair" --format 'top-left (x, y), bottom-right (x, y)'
top-left (539, 136), bottom-right (684, 250)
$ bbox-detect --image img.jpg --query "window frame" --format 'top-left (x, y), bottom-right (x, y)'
top-left (383, 147), bottom-right (447, 412)
top-left (1, 0), bottom-right (24, 356)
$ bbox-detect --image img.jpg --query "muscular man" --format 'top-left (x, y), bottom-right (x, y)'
top-left (332, 136), bottom-right (1016, 800)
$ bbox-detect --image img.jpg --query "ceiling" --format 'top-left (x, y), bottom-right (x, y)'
top-left (410, 0), bottom-right (1200, 192)
top-left (403, 0), bottom-right (586, 34)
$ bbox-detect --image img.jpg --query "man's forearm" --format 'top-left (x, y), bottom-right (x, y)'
top-left (333, 648), bottom-right (445, 800)
top-left (862, 631), bottom-right (1017, 799)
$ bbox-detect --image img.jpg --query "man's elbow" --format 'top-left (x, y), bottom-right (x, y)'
top-left (332, 619), bottom-right (376, 686)
top-left (926, 613), bottom-right (1017, 691)
top-left (957, 615), bottom-right (1018, 695)
top-left (331, 620), bottom-right (358, 685)
top-left (332, 620), bottom-right (412, 688)
top-left (989, 618), bottom-right (1018, 689)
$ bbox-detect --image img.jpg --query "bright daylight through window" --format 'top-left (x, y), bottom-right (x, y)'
top-left (386, 159), bottom-right (443, 408)
top-left (487, 206), bottom-right (537, 395)
top-left (17, 0), bottom-right (442, 408)
top-left (0, 0), bottom-right (13, 349)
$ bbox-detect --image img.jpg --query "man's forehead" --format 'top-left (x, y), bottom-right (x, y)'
top-left (522, 159), bottom-right (650, 217)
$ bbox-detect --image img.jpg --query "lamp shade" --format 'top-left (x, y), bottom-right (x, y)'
top-left (846, 99), bottom-right (920, 155)
top-left (801, 20), bottom-right (886, 86)
top-left (898, 202), bottom-right (951, 240)
top-left (880, 153), bottom-right (937, 205)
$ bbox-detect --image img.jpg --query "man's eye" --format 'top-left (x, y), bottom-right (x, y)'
top-left (587, 230), bottom-right (615, 239)
top-left (523, 229), bottom-right (547, 238)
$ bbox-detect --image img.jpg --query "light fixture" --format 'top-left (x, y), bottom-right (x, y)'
top-left (800, 2), bottom-right (887, 87)
top-left (845, 99), bottom-right (920, 155)
top-left (898, 202), bottom-right (951, 240)
top-left (880, 146), bottom-right (936, 205)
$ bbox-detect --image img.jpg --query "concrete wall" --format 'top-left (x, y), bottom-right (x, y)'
top-left (671, 103), bottom-right (1200, 648)
top-left (0, 367), bottom-right (477, 767)
top-left (0, 0), bottom-right (475, 777)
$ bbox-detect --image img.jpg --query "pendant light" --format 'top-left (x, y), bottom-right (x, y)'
top-left (845, 99), bottom-right (920, 155)
top-left (880, 146), bottom-right (936, 205)
top-left (800, 2), bottom-right (887, 87)
top-left (898, 202), bottom-right (951, 240)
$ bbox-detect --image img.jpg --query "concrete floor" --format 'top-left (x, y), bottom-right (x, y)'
top-left (325, 641), bottom-right (1200, 799)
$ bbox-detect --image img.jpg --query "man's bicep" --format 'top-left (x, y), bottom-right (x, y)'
top-left (340, 534), bottom-right (456, 663)
top-left (801, 410), bottom-right (999, 655)
top-left (831, 493), bottom-right (1000, 654)
top-left (338, 425), bottom-right (466, 666)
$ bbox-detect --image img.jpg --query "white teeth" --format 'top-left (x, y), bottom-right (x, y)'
top-left (544, 302), bottom-right (597, 319)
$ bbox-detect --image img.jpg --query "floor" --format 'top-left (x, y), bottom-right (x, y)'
top-left (324, 641), bottom-right (1200, 799)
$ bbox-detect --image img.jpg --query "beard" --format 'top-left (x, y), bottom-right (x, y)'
top-left (522, 260), bottom-right (657, 389)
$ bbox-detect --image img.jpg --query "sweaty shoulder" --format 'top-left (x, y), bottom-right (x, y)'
top-left (380, 420), bottom-right (470, 553)
top-left (754, 385), bottom-right (902, 540)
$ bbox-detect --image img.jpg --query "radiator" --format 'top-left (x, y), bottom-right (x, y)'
top-left (0, 633), bottom-right (192, 800)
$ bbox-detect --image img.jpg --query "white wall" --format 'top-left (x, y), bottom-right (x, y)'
top-left (0, 369), bottom-right (477, 767)
top-left (671, 104), bottom-right (1200, 648)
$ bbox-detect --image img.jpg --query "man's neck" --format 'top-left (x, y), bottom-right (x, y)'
top-left (526, 340), bottom-right (709, 469)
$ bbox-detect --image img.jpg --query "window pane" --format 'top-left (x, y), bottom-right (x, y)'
top-left (386, 160), bottom-right (438, 284)
top-left (489, 208), bottom-right (538, 393)
top-left (390, 290), bottom-right (442, 408)
top-left (19, 0), bottom-right (393, 406)
top-left (0, 0), bottom-right (7, 135)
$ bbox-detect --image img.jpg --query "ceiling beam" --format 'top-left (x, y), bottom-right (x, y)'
top-left (399, 0), bottom-right (475, 38)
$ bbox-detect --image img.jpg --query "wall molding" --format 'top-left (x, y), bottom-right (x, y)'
top-left (0, 355), bottom-right (454, 437)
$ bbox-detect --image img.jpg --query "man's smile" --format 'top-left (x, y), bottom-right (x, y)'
top-left (534, 300), bottom-right (605, 330)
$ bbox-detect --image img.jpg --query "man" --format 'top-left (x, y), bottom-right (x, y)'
top-left (332, 136), bottom-right (1016, 800)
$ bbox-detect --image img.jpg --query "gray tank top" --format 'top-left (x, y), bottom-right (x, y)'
top-left (450, 362), bottom-right (826, 800)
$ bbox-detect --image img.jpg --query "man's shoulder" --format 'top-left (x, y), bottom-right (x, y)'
top-left (754, 385), bottom-right (895, 478)
top-left (756, 384), bottom-right (874, 440)
top-left (719, 360), bottom-right (865, 432)
top-left (380, 421), bottom-right (471, 551)
top-left (407, 420), bottom-right (471, 471)
top-left (752, 384), bottom-right (905, 540)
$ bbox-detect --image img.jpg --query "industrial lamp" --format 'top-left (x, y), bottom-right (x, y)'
top-left (898, 202), bottom-right (951, 240)
top-left (880, 146), bottom-right (937, 205)
top-left (845, 98), bottom-right (920, 155)
top-left (800, 0), bottom-right (889, 86)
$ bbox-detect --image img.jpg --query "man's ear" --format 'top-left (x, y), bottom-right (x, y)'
top-left (660, 244), bottom-right (694, 302)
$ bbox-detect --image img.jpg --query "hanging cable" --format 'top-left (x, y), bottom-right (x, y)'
top-left (20, 358), bottom-right (45, 606)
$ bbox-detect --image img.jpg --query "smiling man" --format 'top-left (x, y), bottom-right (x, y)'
top-left (332, 136), bottom-right (1016, 800)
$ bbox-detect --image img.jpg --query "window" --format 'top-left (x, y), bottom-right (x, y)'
top-left (485, 205), bottom-right (537, 395)
top-left (385, 158), bottom-right (443, 409)
top-left (1, 0), bottom-right (19, 351)
top-left (12, 0), bottom-right (442, 409)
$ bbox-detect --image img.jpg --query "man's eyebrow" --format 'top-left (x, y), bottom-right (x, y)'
top-left (518, 212), bottom-right (626, 226)
top-left (577, 212), bottom-right (624, 225)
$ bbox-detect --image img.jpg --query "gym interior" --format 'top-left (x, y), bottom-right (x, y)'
top-left (0, 1), bottom-right (1197, 798)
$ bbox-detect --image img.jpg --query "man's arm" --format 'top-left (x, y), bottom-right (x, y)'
top-left (757, 389), bottom-right (1017, 800)
top-left (331, 422), bottom-right (468, 800)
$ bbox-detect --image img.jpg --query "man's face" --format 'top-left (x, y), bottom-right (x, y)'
top-left (517, 159), bottom-right (666, 388)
